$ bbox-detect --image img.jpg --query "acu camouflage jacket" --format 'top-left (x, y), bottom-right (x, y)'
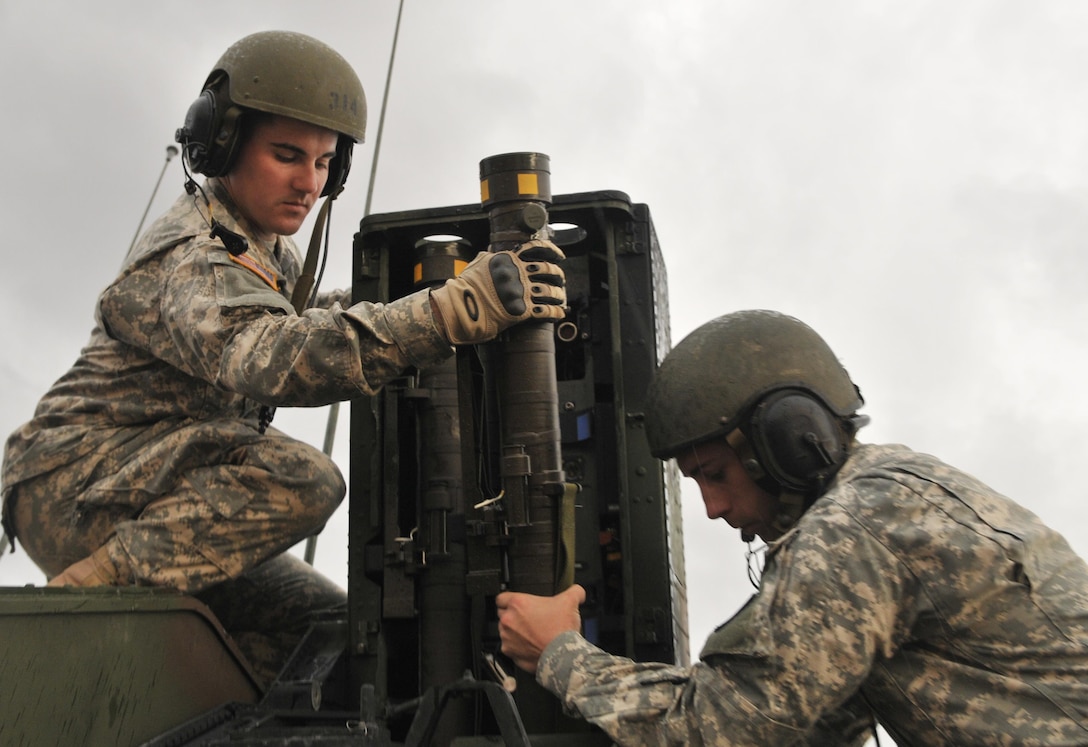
top-left (538, 443), bottom-right (1088, 746)
top-left (2, 179), bottom-right (451, 495)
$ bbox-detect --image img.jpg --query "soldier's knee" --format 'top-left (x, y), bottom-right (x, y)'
top-left (295, 456), bottom-right (345, 527)
top-left (315, 463), bottom-right (346, 511)
top-left (257, 437), bottom-right (345, 528)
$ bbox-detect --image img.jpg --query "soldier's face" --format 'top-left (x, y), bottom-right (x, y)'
top-left (223, 114), bottom-right (339, 240)
top-left (677, 438), bottom-right (782, 542)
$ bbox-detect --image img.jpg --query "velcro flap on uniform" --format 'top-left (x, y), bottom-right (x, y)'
top-left (207, 249), bottom-right (293, 313)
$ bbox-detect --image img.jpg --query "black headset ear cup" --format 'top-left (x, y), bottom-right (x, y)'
top-left (177, 90), bottom-right (217, 174)
top-left (322, 136), bottom-right (354, 197)
top-left (746, 389), bottom-right (848, 492)
top-left (209, 104), bottom-right (244, 176)
top-left (176, 84), bottom-right (244, 177)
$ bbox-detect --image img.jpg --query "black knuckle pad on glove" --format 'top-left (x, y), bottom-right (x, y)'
top-left (488, 252), bottom-right (528, 316)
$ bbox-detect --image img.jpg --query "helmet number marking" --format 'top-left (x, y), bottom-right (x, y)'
top-left (328, 92), bottom-right (360, 116)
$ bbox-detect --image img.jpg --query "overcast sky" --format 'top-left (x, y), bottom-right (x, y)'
top-left (2, 1), bottom-right (1087, 731)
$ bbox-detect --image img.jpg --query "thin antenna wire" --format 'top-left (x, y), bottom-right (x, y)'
top-left (128, 145), bottom-right (179, 255)
top-left (305, 0), bottom-right (406, 566)
top-left (364, 0), bottom-right (406, 219)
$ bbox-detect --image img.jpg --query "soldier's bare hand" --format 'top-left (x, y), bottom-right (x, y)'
top-left (496, 584), bottom-right (585, 674)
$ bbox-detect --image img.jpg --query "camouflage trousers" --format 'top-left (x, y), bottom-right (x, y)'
top-left (4, 417), bottom-right (347, 684)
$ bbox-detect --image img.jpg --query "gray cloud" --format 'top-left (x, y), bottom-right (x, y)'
top-left (2, 9), bottom-right (1086, 731)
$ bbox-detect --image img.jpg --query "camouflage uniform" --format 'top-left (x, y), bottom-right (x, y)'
top-left (537, 443), bottom-right (1088, 746)
top-left (1, 179), bottom-right (452, 682)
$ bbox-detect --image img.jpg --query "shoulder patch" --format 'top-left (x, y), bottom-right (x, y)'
top-left (229, 253), bottom-right (280, 291)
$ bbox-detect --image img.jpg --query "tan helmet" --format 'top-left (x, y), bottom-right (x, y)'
top-left (176, 30), bottom-right (367, 195)
top-left (644, 310), bottom-right (864, 461)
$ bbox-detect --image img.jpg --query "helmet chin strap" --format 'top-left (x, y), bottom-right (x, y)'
top-left (727, 428), bottom-right (809, 541)
top-left (740, 491), bottom-right (805, 543)
top-left (770, 490), bottom-right (807, 535)
top-left (290, 191), bottom-right (339, 314)
top-left (257, 191), bottom-right (338, 435)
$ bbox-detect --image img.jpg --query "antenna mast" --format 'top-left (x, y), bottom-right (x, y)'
top-left (305, 0), bottom-right (407, 565)
top-left (127, 145), bottom-right (179, 255)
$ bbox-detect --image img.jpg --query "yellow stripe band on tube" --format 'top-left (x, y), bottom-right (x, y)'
top-left (413, 258), bottom-right (469, 285)
top-left (517, 173), bottom-right (539, 196)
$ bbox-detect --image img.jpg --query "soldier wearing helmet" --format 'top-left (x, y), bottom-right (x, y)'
top-left (497, 310), bottom-right (1088, 745)
top-left (1, 31), bottom-right (566, 684)
top-left (644, 309), bottom-right (868, 543)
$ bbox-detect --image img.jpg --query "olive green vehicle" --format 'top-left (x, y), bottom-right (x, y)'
top-left (0, 157), bottom-right (687, 746)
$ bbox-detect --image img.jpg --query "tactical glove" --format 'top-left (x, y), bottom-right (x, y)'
top-left (430, 239), bottom-right (566, 345)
